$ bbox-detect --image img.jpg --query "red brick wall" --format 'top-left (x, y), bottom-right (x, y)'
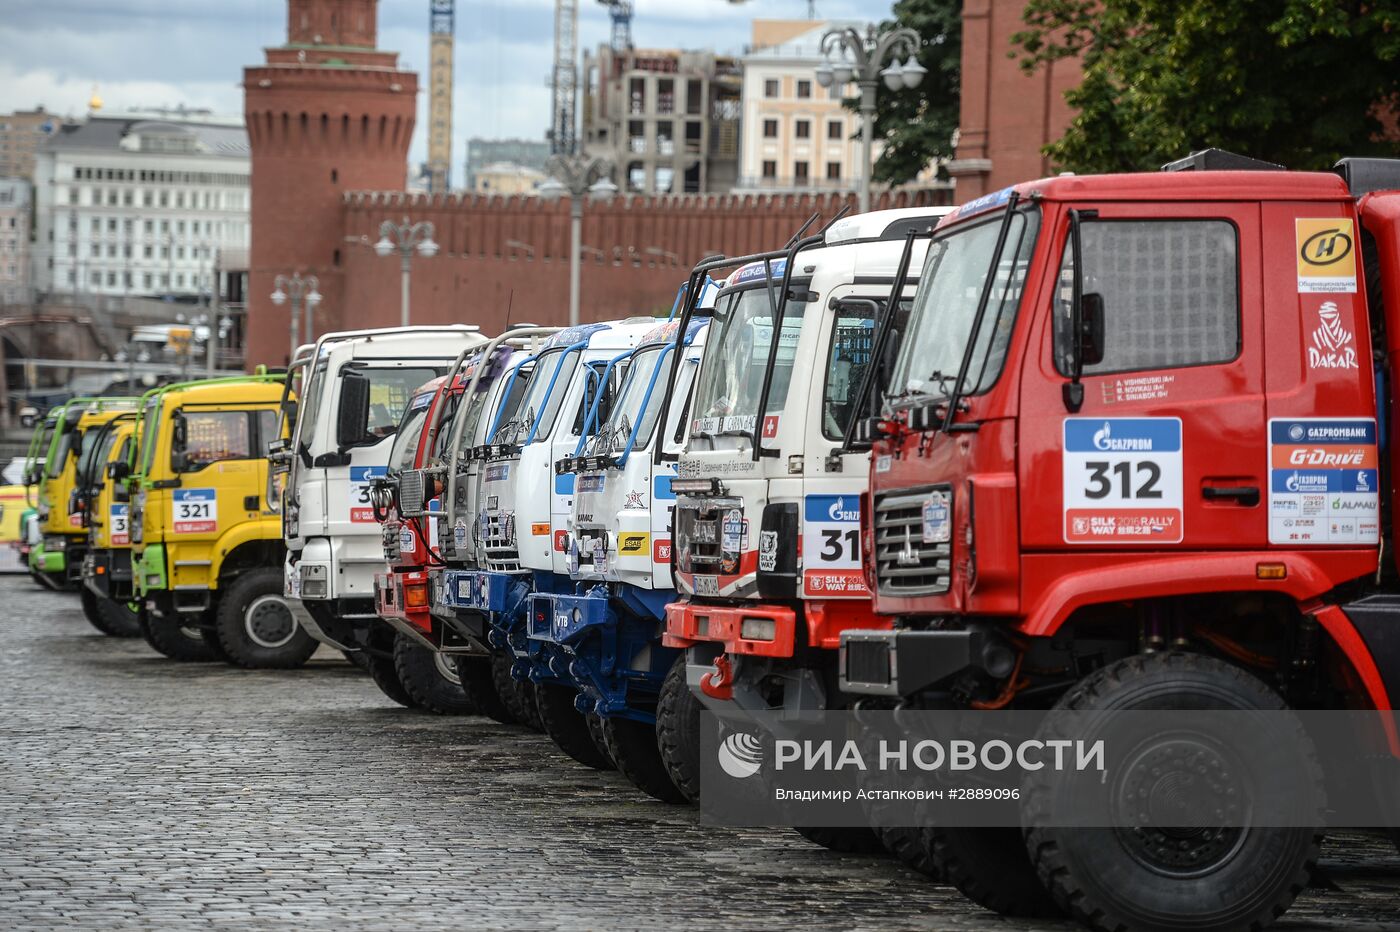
top-left (242, 187), bottom-right (950, 367)
top-left (951, 0), bottom-right (1081, 199)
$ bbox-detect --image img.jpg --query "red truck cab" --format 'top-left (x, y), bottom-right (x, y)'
top-left (840, 153), bottom-right (1400, 930)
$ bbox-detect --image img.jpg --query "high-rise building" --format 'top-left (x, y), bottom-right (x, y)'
top-left (30, 109), bottom-right (250, 300)
top-left (738, 20), bottom-right (877, 193)
top-left (0, 108), bottom-right (63, 180)
top-left (0, 179), bottom-right (31, 305)
top-left (581, 45), bottom-right (742, 195)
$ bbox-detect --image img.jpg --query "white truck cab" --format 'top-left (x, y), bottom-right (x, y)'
top-left (279, 326), bottom-right (486, 655)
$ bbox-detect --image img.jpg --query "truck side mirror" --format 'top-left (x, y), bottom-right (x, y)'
top-left (336, 370), bottom-right (373, 450)
top-left (1080, 292), bottom-right (1106, 368)
top-left (107, 461), bottom-right (130, 482)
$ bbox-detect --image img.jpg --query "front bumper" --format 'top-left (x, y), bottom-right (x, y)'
top-left (662, 601), bottom-right (798, 658)
top-left (289, 596), bottom-right (379, 652)
top-left (838, 627), bottom-right (1003, 698)
top-left (374, 569), bottom-right (432, 637)
top-left (82, 547), bottom-right (133, 602)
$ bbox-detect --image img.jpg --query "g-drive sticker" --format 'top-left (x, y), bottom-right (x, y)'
top-left (349, 465), bottom-right (386, 523)
top-left (1063, 418), bottom-right (1183, 544)
top-left (1268, 418), bottom-right (1378, 545)
top-left (801, 495), bottom-right (867, 596)
top-left (110, 503), bottom-right (129, 545)
top-left (172, 488), bottom-right (217, 533)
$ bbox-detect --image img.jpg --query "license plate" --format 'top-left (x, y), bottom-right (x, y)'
top-left (693, 575), bottom-right (720, 597)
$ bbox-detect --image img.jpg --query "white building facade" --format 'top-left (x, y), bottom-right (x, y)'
top-left (738, 20), bottom-right (881, 193)
top-left (32, 110), bottom-right (250, 300)
top-left (0, 179), bottom-right (31, 305)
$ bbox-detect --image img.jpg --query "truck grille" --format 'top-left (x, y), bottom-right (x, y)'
top-left (844, 638), bottom-right (892, 688)
top-left (673, 498), bottom-right (740, 573)
top-left (481, 511), bottom-right (520, 571)
top-left (874, 488), bottom-right (951, 597)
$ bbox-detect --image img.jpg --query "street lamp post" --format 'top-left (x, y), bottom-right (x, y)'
top-left (538, 155), bottom-right (617, 328)
top-left (815, 23), bottom-right (926, 214)
top-left (269, 272), bottom-right (322, 363)
top-left (374, 218), bottom-right (439, 327)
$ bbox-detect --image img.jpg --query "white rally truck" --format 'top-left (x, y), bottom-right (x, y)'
top-left (277, 326), bottom-right (485, 690)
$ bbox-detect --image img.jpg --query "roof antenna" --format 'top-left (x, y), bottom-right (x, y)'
top-left (503, 289), bottom-right (515, 330)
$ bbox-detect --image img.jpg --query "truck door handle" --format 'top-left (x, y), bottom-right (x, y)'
top-left (1201, 485), bottom-right (1260, 507)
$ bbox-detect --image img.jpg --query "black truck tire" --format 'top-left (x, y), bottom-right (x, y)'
top-left (1024, 651), bottom-right (1323, 932)
top-left (342, 649), bottom-right (373, 672)
top-left (535, 682), bottom-right (614, 770)
top-left (98, 598), bottom-right (144, 638)
top-left (80, 588), bottom-right (126, 636)
top-left (876, 826), bottom-right (942, 879)
top-left (140, 608), bottom-right (222, 662)
top-left (655, 656), bottom-right (702, 803)
top-left (366, 651), bottom-right (418, 709)
top-left (492, 650), bottom-right (542, 731)
top-left (456, 655), bottom-right (516, 724)
top-left (213, 568), bottom-right (317, 669)
top-left (392, 633), bottom-right (475, 715)
top-left (601, 715), bottom-right (687, 803)
top-left (926, 827), bottom-right (1061, 918)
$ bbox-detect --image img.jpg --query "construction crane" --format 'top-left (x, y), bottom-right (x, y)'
top-left (427, 0), bottom-right (454, 192)
top-left (598, 0), bottom-right (633, 53)
top-left (550, 0), bottom-right (580, 155)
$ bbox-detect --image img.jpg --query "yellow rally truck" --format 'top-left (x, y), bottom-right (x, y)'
top-left (33, 398), bottom-right (137, 591)
top-left (76, 411), bottom-right (143, 637)
top-left (121, 375), bottom-right (314, 667)
top-left (18, 410), bottom-right (58, 584)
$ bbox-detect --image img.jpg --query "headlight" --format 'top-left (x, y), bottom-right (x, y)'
top-left (299, 563), bottom-right (328, 599)
top-left (740, 617), bottom-right (776, 641)
top-left (44, 535), bottom-right (67, 551)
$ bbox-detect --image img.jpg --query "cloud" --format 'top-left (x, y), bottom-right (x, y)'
top-left (0, 0), bottom-right (897, 175)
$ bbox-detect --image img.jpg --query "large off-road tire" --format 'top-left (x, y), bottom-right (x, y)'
top-left (457, 655), bottom-right (516, 724)
top-left (601, 715), bottom-right (688, 803)
top-left (366, 651), bottom-right (418, 709)
top-left (586, 713), bottom-right (617, 768)
top-left (140, 608), bottom-right (222, 662)
top-left (342, 649), bottom-right (373, 672)
top-left (793, 825), bottom-right (888, 854)
top-left (535, 682), bottom-right (614, 770)
top-left (656, 656), bottom-right (703, 803)
top-left (392, 633), bottom-right (475, 715)
top-left (492, 650), bottom-right (542, 731)
top-left (876, 826), bottom-right (941, 879)
top-left (81, 588), bottom-right (119, 636)
top-left (213, 568), bottom-right (317, 669)
top-left (96, 597), bottom-right (143, 638)
top-left (1024, 652), bottom-right (1324, 932)
top-left (925, 827), bottom-right (1061, 917)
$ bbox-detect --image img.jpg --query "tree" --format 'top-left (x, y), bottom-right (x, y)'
top-left (1016, 0), bottom-right (1400, 174)
top-left (860, 0), bottom-right (962, 184)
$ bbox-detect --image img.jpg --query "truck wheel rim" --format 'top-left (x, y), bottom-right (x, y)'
top-left (1111, 735), bottom-right (1250, 877)
top-left (244, 594), bottom-right (297, 649)
top-left (434, 651), bottom-right (461, 686)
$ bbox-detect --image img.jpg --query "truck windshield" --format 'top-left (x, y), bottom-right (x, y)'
top-left (78, 425), bottom-right (114, 487)
top-left (892, 208), bottom-right (1039, 400)
top-left (691, 287), bottom-right (804, 441)
top-left (496, 348), bottom-right (579, 445)
top-left (388, 392), bottom-right (434, 473)
top-left (598, 344), bottom-right (673, 453)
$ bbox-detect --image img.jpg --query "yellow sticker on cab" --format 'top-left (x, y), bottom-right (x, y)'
top-left (1296, 218), bottom-right (1357, 294)
top-left (617, 532), bottom-right (650, 555)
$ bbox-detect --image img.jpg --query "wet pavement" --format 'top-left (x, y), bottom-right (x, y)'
top-left (1, 574), bottom-right (1396, 929)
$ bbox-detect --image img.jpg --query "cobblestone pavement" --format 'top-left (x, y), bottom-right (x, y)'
top-left (1, 575), bottom-right (1396, 929)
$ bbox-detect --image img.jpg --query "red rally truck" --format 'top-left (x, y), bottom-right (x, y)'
top-left (839, 152), bottom-right (1400, 931)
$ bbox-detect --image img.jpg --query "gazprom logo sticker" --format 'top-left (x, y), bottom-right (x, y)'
top-left (827, 497), bottom-right (859, 522)
top-left (1066, 418), bottom-right (1180, 454)
top-left (718, 731), bottom-right (763, 779)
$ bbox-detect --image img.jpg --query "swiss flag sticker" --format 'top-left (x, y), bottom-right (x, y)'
top-left (762, 415), bottom-right (779, 439)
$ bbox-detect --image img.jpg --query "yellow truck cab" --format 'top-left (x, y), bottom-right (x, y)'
top-left (76, 412), bottom-right (142, 637)
top-left (122, 375), bottom-right (311, 667)
top-left (19, 411), bottom-right (58, 584)
top-left (34, 398), bottom-right (137, 590)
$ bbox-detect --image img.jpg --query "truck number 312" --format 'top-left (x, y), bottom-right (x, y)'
top-left (1082, 461), bottom-right (1163, 500)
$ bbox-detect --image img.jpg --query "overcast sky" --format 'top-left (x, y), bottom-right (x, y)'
top-left (0, 0), bottom-right (896, 172)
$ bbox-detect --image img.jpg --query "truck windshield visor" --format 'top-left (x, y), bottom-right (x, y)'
top-left (892, 207), bottom-right (1039, 401)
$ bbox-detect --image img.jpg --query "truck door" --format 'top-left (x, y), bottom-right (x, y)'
top-left (1019, 202), bottom-right (1268, 551)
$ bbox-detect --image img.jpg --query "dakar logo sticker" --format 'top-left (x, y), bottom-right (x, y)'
top-left (1308, 301), bottom-right (1359, 371)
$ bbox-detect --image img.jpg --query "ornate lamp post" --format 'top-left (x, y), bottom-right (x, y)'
top-left (538, 155), bottom-right (618, 327)
top-left (269, 272), bottom-right (321, 362)
top-left (815, 24), bottom-right (926, 214)
top-left (374, 218), bottom-right (439, 327)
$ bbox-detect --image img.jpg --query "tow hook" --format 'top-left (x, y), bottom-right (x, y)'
top-left (700, 654), bottom-right (735, 700)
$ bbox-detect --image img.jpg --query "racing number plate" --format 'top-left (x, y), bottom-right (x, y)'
top-left (1063, 418), bottom-right (1183, 544)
